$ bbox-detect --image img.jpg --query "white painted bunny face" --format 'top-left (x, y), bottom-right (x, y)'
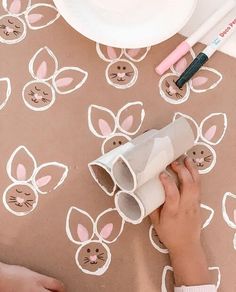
top-left (159, 49), bottom-right (222, 105)
top-left (88, 101), bottom-right (145, 154)
top-left (222, 192), bottom-right (236, 250)
top-left (66, 207), bottom-right (125, 276)
top-left (0, 0), bottom-right (60, 44)
top-left (149, 204), bottom-right (215, 253)
top-left (96, 44), bottom-right (150, 89)
top-left (22, 47), bottom-right (88, 111)
top-left (161, 265), bottom-right (221, 292)
top-left (173, 112), bottom-right (227, 174)
top-left (3, 146), bottom-right (68, 216)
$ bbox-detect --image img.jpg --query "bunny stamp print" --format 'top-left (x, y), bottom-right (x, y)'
top-left (158, 48), bottom-right (222, 104)
top-left (22, 46), bottom-right (88, 111)
top-left (222, 192), bottom-right (236, 250)
top-left (173, 112), bottom-right (228, 174)
top-left (0, 0), bottom-right (60, 44)
top-left (3, 146), bottom-right (68, 216)
top-left (96, 44), bottom-right (150, 89)
top-left (66, 207), bottom-right (125, 276)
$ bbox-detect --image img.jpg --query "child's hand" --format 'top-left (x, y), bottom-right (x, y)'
top-left (0, 262), bottom-right (65, 292)
top-left (150, 157), bottom-right (212, 287)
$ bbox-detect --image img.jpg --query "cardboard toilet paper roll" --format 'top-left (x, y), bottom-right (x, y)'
top-left (89, 129), bottom-right (159, 196)
top-left (112, 118), bottom-right (194, 192)
top-left (115, 177), bottom-right (165, 224)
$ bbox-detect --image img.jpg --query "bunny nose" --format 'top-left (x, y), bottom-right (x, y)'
top-left (169, 86), bottom-right (177, 94)
top-left (117, 72), bottom-right (125, 78)
top-left (34, 93), bottom-right (42, 100)
top-left (16, 197), bottom-right (24, 204)
top-left (196, 158), bottom-right (204, 163)
top-left (89, 255), bottom-right (97, 262)
top-left (6, 26), bottom-right (13, 33)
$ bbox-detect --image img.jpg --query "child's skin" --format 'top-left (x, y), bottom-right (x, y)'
top-left (150, 157), bottom-right (212, 287)
top-left (0, 157), bottom-right (210, 291)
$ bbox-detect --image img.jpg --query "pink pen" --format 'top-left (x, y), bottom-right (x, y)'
top-left (156, 0), bottom-right (236, 75)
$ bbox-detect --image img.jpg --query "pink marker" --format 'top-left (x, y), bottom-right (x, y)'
top-left (156, 0), bottom-right (236, 75)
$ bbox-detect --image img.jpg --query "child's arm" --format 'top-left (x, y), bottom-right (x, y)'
top-left (150, 157), bottom-right (216, 291)
top-left (0, 262), bottom-right (65, 292)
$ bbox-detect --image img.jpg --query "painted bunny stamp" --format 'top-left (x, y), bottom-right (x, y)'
top-left (88, 101), bottom-right (145, 154)
top-left (222, 192), bottom-right (236, 250)
top-left (3, 145), bottom-right (68, 216)
top-left (173, 112), bottom-right (228, 174)
top-left (161, 265), bottom-right (221, 292)
top-left (0, 77), bottom-right (11, 110)
top-left (96, 43), bottom-right (151, 89)
top-left (149, 204), bottom-right (215, 253)
top-left (0, 0), bottom-right (60, 44)
top-left (66, 207), bottom-right (125, 276)
top-left (22, 46), bottom-right (88, 111)
top-left (158, 48), bottom-right (222, 104)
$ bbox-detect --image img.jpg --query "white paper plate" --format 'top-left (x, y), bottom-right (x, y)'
top-left (53, 0), bottom-right (198, 48)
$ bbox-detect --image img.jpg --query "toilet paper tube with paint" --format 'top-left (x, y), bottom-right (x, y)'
top-left (88, 129), bottom-right (159, 196)
top-left (112, 117), bottom-right (195, 224)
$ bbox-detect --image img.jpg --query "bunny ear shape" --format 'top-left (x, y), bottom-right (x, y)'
top-left (200, 203), bottom-right (215, 229)
top-left (2, 0), bottom-right (31, 15)
top-left (149, 225), bottom-right (168, 254)
top-left (66, 207), bottom-right (95, 245)
top-left (208, 267), bottom-right (221, 289)
top-left (200, 113), bottom-right (227, 145)
top-left (52, 67), bottom-right (88, 95)
top-left (32, 162), bottom-right (68, 194)
top-left (172, 49), bottom-right (195, 75)
top-left (0, 78), bottom-right (11, 110)
top-left (96, 43), bottom-right (123, 62)
top-left (7, 145), bottom-right (37, 183)
top-left (161, 266), bottom-right (174, 292)
top-left (117, 101), bottom-right (145, 135)
top-left (29, 47), bottom-right (58, 81)
top-left (95, 208), bottom-right (125, 243)
top-left (88, 104), bottom-right (117, 138)
top-left (190, 67), bottom-right (222, 93)
top-left (124, 47), bottom-right (151, 62)
top-left (173, 112), bottom-right (200, 143)
top-left (25, 3), bottom-right (60, 30)
top-left (222, 192), bottom-right (236, 229)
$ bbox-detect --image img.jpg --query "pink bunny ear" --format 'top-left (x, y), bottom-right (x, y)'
top-left (55, 77), bottom-right (73, 88)
top-left (192, 76), bottom-right (208, 87)
top-left (88, 105), bottom-right (116, 138)
top-left (36, 61), bottom-right (47, 79)
top-left (25, 3), bottom-right (60, 29)
top-left (121, 115), bottom-right (134, 131)
top-left (36, 175), bottom-right (52, 188)
top-left (126, 49), bottom-right (141, 58)
top-left (9, 0), bottom-right (21, 14)
top-left (100, 223), bottom-right (113, 239)
top-left (66, 207), bottom-right (95, 244)
top-left (27, 14), bottom-right (43, 24)
top-left (175, 58), bottom-right (188, 75)
top-left (7, 146), bottom-right (37, 182)
top-left (99, 119), bottom-right (113, 136)
top-left (77, 224), bottom-right (89, 242)
top-left (204, 125), bottom-right (217, 141)
top-left (107, 46), bottom-right (118, 60)
top-left (33, 163), bottom-right (68, 194)
top-left (16, 163), bottom-right (26, 181)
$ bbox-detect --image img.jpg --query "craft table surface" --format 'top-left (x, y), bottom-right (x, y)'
top-left (180, 0), bottom-right (236, 59)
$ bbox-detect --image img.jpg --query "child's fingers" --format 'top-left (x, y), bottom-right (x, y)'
top-left (184, 156), bottom-right (200, 184)
top-left (160, 172), bottom-right (180, 215)
top-left (171, 160), bottom-right (193, 189)
top-left (40, 276), bottom-right (65, 292)
top-left (150, 208), bottom-right (161, 225)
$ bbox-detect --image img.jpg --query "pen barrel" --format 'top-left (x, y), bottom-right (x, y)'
top-left (176, 53), bottom-right (208, 88)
